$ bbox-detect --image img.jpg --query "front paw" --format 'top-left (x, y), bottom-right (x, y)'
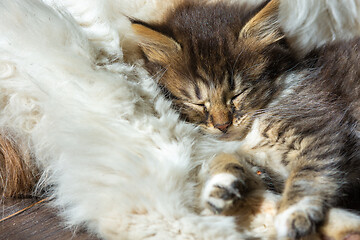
top-left (275, 197), bottom-right (324, 239)
top-left (202, 173), bottom-right (246, 214)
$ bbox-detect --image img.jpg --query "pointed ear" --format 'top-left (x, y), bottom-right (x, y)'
top-left (131, 21), bottom-right (181, 64)
top-left (240, 0), bottom-right (283, 45)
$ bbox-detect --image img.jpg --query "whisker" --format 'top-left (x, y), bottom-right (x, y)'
top-left (232, 48), bottom-right (245, 72)
top-left (153, 68), bottom-right (168, 80)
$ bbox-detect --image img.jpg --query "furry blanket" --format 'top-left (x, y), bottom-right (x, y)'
top-left (1, 0), bottom-right (360, 239)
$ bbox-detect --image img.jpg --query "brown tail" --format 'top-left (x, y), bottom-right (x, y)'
top-left (0, 134), bottom-right (38, 198)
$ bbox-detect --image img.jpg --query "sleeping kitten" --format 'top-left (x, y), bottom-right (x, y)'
top-left (132, 0), bottom-right (360, 238)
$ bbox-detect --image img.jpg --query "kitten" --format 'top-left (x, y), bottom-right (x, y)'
top-left (132, 0), bottom-right (360, 238)
top-left (0, 1), bottom-right (251, 239)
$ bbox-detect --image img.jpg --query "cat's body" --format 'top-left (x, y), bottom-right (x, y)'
top-left (133, 0), bottom-right (360, 238)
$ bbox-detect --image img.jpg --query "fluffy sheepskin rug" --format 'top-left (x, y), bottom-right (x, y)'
top-left (0, 0), bottom-right (251, 239)
top-left (1, 0), bottom-right (360, 239)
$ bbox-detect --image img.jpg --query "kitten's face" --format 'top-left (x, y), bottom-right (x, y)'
top-left (133, 0), bottom-right (293, 140)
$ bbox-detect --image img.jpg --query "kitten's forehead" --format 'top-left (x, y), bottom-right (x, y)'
top-left (195, 64), bottom-right (228, 85)
top-left (181, 36), bottom-right (262, 89)
top-left (193, 69), bottom-right (237, 102)
top-left (167, 2), bottom-right (264, 78)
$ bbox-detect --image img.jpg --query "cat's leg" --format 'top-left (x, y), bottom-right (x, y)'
top-left (201, 153), bottom-right (263, 214)
top-left (274, 159), bottom-right (343, 239)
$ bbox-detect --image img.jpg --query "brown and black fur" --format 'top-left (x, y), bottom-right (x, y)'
top-left (132, 0), bottom-right (360, 239)
top-left (0, 135), bottom-right (37, 198)
top-left (132, 0), bottom-right (295, 136)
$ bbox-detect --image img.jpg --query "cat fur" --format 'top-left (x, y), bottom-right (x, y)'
top-left (0, 0), bottom-right (248, 239)
top-left (132, 0), bottom-right (360, 238)
top-left (1, 0), bottom-right (360, 239)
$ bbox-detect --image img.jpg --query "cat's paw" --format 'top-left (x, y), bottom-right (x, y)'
top-left (275, 197), bottom-right (324, 239)
top-left (202, 173), bottom-right (245, 214)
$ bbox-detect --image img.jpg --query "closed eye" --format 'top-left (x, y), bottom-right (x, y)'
top-left (194, 103), bottom-right (205, 107)
top-left (230, 92), bottom-right (244, 110)
top-left (231, 94), bottom-right (241, 101)
top-left (185, 102), bottom-right (207, 112)
top-left (193, 103), bottom-right (207, 111)
top-left (230, 94), bottom-right (241, 106)
top-left (231, 87), bottom-right (249, 102)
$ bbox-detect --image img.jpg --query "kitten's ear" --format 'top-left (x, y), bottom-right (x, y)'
top-left (131, 21), bottom-right (181, 64)
top-left (240, 0), bottom-right (283, 45)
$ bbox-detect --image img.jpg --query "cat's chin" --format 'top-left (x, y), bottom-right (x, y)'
top-left (200, 125), bottom-right (251, 141)
top-left (222, 126), bottom-right (251, 141)
top-left (200, 126), bottom-right (224, 136)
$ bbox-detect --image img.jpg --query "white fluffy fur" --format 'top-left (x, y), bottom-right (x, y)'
top-left (1, 0), bottom-right (360, 239)
top-left (279, 0), bottom-right (360, 56)
top-left (42, 0), bottom-right (182, 61)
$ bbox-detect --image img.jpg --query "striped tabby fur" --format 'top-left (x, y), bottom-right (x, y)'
top-left (133, 0), bottom-right (360, 239)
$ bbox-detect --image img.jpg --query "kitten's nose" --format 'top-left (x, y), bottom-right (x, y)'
top-left (214, 122), bottom-right (231, 133)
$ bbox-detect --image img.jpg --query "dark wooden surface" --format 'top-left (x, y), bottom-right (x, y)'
top-left (0, 198), bottom-right (99, 240)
